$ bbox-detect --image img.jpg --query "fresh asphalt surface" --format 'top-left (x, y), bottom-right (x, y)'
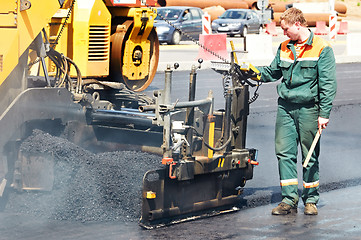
top-left (1, 32), bottom-right (361, 239)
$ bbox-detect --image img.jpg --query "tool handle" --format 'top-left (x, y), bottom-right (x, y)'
top-left (303, 129), bottom-right (322, 168)
top-left (230, 40), bottom-right (239, 64)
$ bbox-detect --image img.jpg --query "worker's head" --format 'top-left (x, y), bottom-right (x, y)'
top-left (280, 8), bottom-right (307, 41)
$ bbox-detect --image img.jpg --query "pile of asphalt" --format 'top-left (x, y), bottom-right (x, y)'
top-left (5, 129), bottom-right (162, 223)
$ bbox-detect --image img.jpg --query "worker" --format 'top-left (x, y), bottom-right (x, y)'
top-left (257, 8), bottom-right (337, 215)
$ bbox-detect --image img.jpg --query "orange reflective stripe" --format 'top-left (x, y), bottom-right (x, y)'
top-left (280, 40), bottom-right (294, 61)
top-left (280, 179), bottom-right (298, 186)
top-left (303, 180), bottom-right (320, 188)
top-left (280, 35), bottom-right (331, 61)
top-left (301, 36), bottom-right (330, 59)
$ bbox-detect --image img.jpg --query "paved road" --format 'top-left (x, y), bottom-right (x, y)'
top-left (1, 64), bottom-right (360, 239)
top-left (2, 185), bottom-right (361, 239)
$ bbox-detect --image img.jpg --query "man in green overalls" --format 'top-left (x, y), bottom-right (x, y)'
top-left (258, 8), bottom-right (337, 215)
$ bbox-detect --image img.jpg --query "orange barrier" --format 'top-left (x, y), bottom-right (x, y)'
top-left (338, 21), bottom-right (348, 35)
top-left (265, 22), bottom-right (278, 36)
top-left (197, 34), bottom-right (228, 61)
top-left (314, 21), bottom-right (328, 35)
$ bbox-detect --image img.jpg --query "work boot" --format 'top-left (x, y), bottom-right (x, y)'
top-left (271, 202), bottom-right (297, 215)
top-left (304, 203), bottom-right (318, 215)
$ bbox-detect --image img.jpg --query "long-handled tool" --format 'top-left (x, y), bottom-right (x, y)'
top-left (303, 128), bottom-right (322, 168)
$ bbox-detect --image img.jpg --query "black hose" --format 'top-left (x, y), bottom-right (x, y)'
top-left (188, 125), bottom-right (233, 152)
top-left (203, 134), bottom-right (232, 152)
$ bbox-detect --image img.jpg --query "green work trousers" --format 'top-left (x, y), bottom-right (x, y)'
top-left (275, 98), bottom-right (320, 207)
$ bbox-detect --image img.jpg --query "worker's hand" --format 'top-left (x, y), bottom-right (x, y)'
top-left (318, 117), bottom-right (329, 130)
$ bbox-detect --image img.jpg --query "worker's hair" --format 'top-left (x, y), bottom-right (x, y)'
top-left (280, 7), bottom-right (307, 27)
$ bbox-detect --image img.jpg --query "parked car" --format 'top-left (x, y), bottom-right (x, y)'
top-left (154, 6), bottom-right (203, 45)
top-left (212, 9), bottom-right (261, 37)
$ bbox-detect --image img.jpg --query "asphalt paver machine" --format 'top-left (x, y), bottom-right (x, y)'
top-left (0, 0), bottom-right (261, 228)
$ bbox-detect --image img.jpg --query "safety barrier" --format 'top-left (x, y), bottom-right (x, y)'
top-left (197, 33), bottom-right (228, 61)
top-left (265, 22), bottom-right (278, 36)
top-left (329, 14), bottom-right (337, 41)
top-left (314, 21), bottom-right (328, 35)
top-left (338, 21), bottom-right (348, 35)
top-left (202, 12), bottom-right (212, 35)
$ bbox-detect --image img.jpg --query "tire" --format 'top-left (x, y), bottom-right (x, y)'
top-left (241, 26), bottom-right (248, 37)
top-left (257, 25), bottom-right (262, 34)
top-left (170, 30), bottom-right (181, 45)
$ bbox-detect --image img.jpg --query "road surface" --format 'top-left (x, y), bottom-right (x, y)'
top-left (1, 63), bottom-right (361, 239)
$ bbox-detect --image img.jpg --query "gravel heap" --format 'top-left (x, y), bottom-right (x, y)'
top-left (6, 129), bottom-right (162, 223)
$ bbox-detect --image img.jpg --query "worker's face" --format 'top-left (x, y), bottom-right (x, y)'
top-left (280, 20), bottom-right (300, 41)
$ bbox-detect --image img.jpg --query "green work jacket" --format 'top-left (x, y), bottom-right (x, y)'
top-left (259, 31), bottom-right (337, 119)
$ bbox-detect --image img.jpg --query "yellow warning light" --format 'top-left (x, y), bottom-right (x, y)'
top-left (146, 191), bottom-right (156, 199)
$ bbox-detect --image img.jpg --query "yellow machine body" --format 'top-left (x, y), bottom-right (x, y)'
top-left (49, 0), bottom-right (111, 77)
top-left (0, 0), bottom-right (60, 86)
top-left (70, 0), bottom-right (111, 77)
top-left (47, 0), bottom-right (159, 91)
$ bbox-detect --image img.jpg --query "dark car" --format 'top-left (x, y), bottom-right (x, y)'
top-left (154, 6), bottom-right (203, 45)
top-left (212, 9), bottom-right (261, 37)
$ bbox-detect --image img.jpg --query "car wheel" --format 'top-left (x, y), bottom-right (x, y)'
top-left (229, 34), bottom-right (235, 37)
top-left (257, 25), bottom-right (262, 34)
top-left (241, 26), bottom-right (248, 37)
top-left (170, 30), bottom-right (181, 45)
